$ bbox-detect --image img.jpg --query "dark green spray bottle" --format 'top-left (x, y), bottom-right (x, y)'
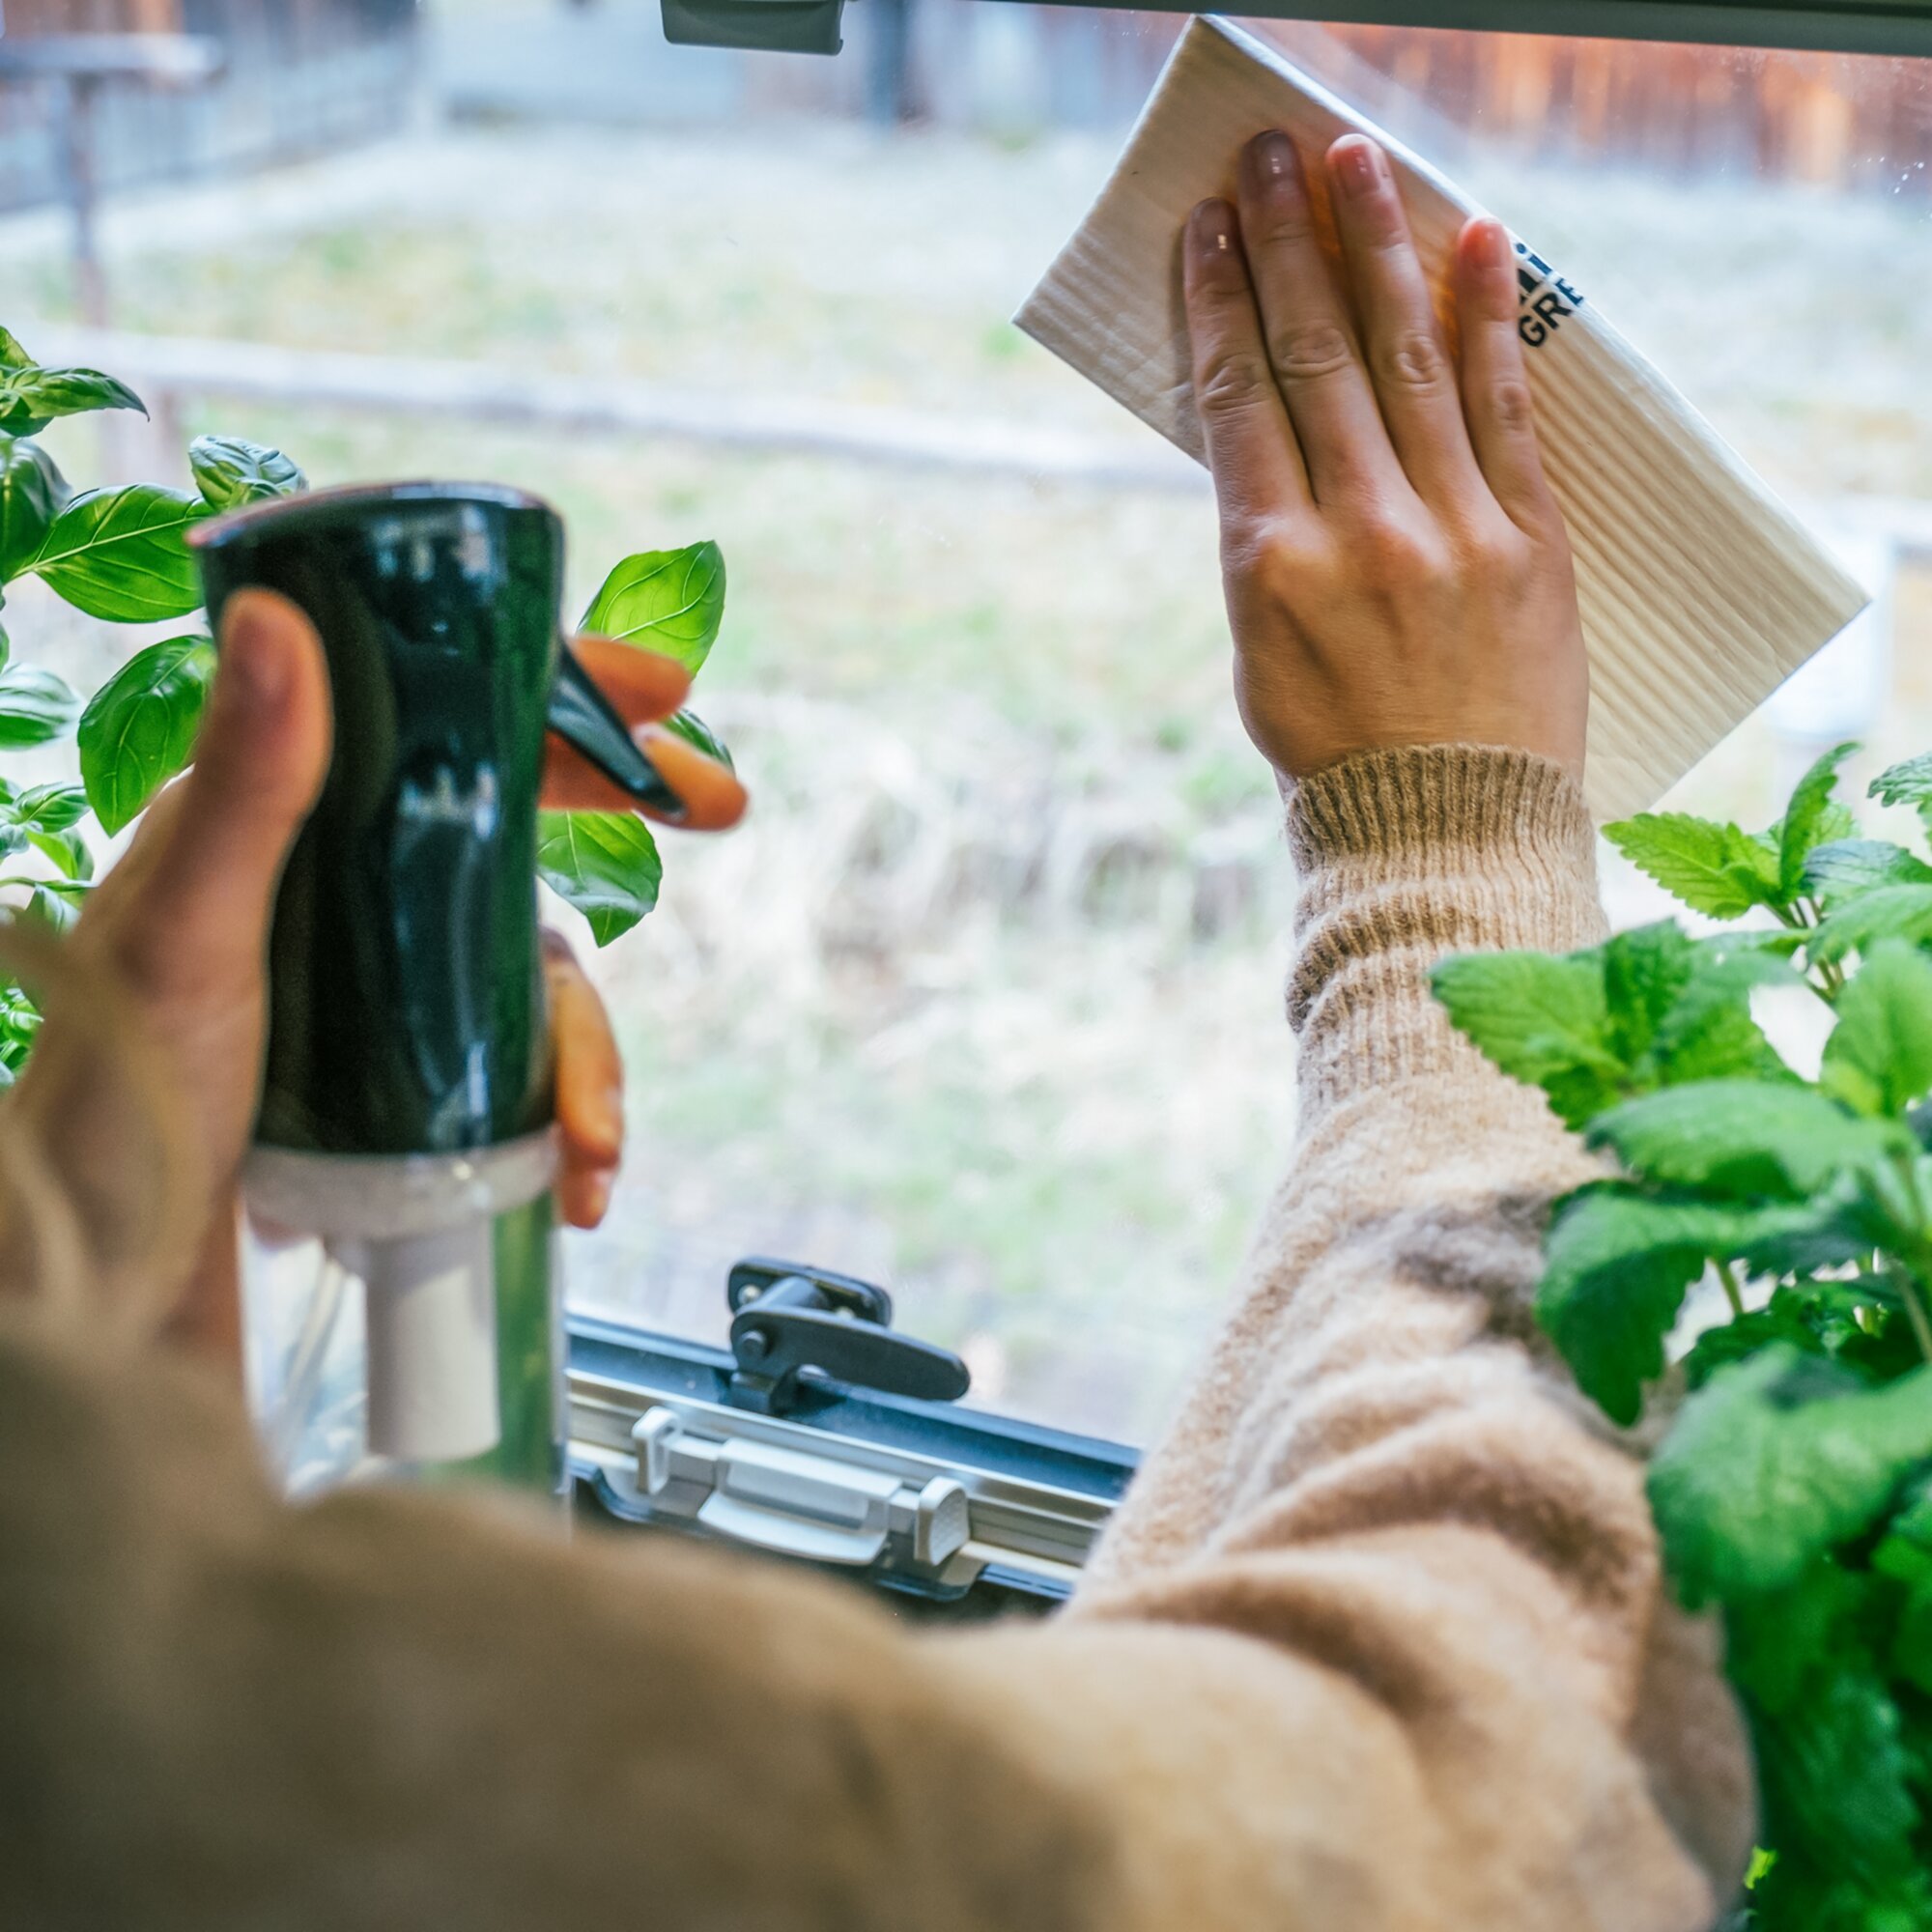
top-left (192, 483), bottom-right (681, 1492)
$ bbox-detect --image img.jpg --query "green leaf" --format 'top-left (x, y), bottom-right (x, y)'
top-left (0, 431), bottom-right (69, 581)
top-left (1431, 949), bottom-right (1620, 1129)
top-left (535, 810), bottom-right (662, 947)
top-left (1650, 1348), bottom-right (1932, 1605)
top-left (1805, 839), bottom-right (1932, 906)
top-left (1780, 744), bottom-right (1860, 899)
top-left (76, 635), bottom-right (214, 835)
top-left (580, 540), bottom-right (725, 673)
top-left (1812, 886), bottom-right (1932, 967)
top-left (1646, 938), bottom-right (1801, 1089)
top-left (1605, 811), bottom-right (1785, 918)
top-left (1823, 942), bottom-right (1932, 1117)
top-left (31, 484), bottom-right (204, 623)
top-left (187, 434), bottom-right (306, 512)
top-left (0, 664), bottom-right (78, 749)
top-left (664, 705), bottom-right (734, 773)
top-left (1588, 1079), bottom-right (1912, 1199)
top-left (1538, 1184), bottom-right (1830, 1425)
top-left (0, 328), bottom-right (30, 369)
top-left (1601, 921), bottom-right (1697, 1064)
top-left (5, 782), bottom-right (87, 834)
top-left (1682, 1289), bottom-right (1829, 1390)
top-left (26, 826), bottom-right (90, 882)
top-left (18, 884), bottom-right (78, 934)
top-left (1871, 753), bottom-right (1932, 825)
top-left (0, 361), bottom-right (145, 438)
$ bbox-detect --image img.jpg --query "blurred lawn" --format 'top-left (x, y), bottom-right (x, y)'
top-left (6, 112), bottom-right (1931, 1437)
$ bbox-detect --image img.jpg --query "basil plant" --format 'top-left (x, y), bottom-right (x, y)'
top-left (0, 324), bottom-right (725, 1081)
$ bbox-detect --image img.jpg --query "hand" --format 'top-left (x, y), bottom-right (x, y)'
top-left (18, 590), bottom-right (744, 1358)
top-left (1184, 131), bottom-right (1588, 783)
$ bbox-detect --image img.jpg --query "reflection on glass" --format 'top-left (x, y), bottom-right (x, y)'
top-left (3, 2), bottom-right (1926, 1438)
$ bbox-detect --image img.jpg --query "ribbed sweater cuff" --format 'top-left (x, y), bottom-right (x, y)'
top-left (1287, 744), bottom-right (1592, 877)
top-left (1283, 747), bottom-right (1605, 1106)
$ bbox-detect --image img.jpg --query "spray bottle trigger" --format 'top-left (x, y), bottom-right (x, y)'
top-left (546, 646), bottom-right (687, 819)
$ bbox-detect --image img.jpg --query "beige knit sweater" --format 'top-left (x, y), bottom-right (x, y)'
top-left (0, 745), bottom-right (1754, 1931)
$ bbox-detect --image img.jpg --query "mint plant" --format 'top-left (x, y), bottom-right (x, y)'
top-left (0, 323), bottom-right (722, 1078)
top-left (1434, 748), bottom-right (1932, 1928)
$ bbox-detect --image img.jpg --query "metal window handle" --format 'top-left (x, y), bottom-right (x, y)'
top-left (725, 1258), bottom-right (971, 1416)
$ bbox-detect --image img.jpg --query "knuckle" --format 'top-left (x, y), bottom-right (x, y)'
top-left (1374, 327), bottom-right (1450, 393)
top-left (1488, 376), bottom-right (1538, 436)
top-left (1195, 349), bottom-right (1274, 418)
top-left (1265, 321), bottom-right (1355, 385)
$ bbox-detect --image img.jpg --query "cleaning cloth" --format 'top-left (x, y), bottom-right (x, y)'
top-left (1015, 15), bottom-right (1868, 821)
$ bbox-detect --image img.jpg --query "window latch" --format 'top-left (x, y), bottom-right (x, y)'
top-left (633, 1404), bottom-right (972, 1574)
top-left (724, 1257), bottom-right (971, 1418)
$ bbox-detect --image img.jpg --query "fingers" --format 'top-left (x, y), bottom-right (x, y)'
top-left (540, 634), bottom-right (746, 829)
top-left (1454, 215), bottom-right (1556, 529)
top-left (568, 634), bottom-right (692, 724)
top-left (543, 720), bottom-right (749, 829)
top-left (542, 929), bottom-right (622, 1230)
top-left (1232, 130), bottom-right (1396, 505)
top-left (1324, 135), bottom-right (1482, 506)
top-left (1183, 197), bottom-right (1309, 528)
top-left (103, 590), bottom-right (331, 1003)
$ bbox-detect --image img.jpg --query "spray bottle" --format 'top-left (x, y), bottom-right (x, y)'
top-left (191, 482), bottom-right (684, 1494)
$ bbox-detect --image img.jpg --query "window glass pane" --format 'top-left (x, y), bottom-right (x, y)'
top-left (2, 2), bottom-right (1925, 1441)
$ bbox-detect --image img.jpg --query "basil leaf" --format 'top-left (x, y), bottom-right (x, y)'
top-left (0, 362), bottom-right (145, 439)
top-left (0, 329), bottom-right (30, 369)
top-left (0, 432), bottom-right (69, 582)
top-left (664, 705), bottom-right (734, 773)
top-left (76, 634), bottom-right (215, 835)
top-left (1605, 810), bottom-right (1785, 919)
top-left (31, 484), bottom-right (204, 623)
top-left (26, 826), bottom-right (90, 882)
top-left (5, 781), bottom-right (88, 834)
top-left (188, 434), bottom-right (306, 512)
top-left (0, 664), bottom-right (79, 749)
top-left (536, 810), bottom-right (662, 947)
top-left (580, 540), bottom-right (725, 673)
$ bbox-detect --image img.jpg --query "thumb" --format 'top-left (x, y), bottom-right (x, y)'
top-left (106, 588), bottom-right (332, 1001)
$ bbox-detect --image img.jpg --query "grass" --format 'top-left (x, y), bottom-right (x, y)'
top-left (6, 112), bottom-right (1931, 1437)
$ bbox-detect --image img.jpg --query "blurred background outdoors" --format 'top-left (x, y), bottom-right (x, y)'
top-left (2, 0), bottom-right (1929, 1439)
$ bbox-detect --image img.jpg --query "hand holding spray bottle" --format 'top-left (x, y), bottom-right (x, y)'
top-left (190, 482), bottom-right (723, 1494)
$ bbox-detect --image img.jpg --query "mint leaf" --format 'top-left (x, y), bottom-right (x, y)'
top-left (1539, 1185), bottom-right (1829, 1425)
top-left (76, 635), bottom-right (214, 834)
top-left (1683, 1289), bottom-right (1830, 1389)
top-left (1605, 811), bottom-right (1783, 918)
top-left (1431, 949), bottom-right (1620, 1128)
top-left (1871, 753), bottom-right (1932, 830)
top-left (1780, 744), bottom-right (1860, 899)
top-left (1588, 1080), bottom-right (1910, 1200)
top-left (1812, 886), bottom-right (1932, 967)
top-left (188, 434), bottom-right (305, 512)
top-left (1823, 941), bottom-right (1932, 1118)
top-left (1651, 1349), bottom-right (1932, 1605)
top-left (1601, 921), bottom-right (1696, 1063)
top-left (30, 483), bottom-right (204, 623)
top-left (580, 540), bottom-right (725, 673)
top-left (1805, 839), bottom-right (1932, 906)
top-left (0, 431), bottom-right (68, 582)
top-left (536, 810), bottom-right (662, 946)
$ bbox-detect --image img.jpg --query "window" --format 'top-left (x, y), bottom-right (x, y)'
top-left (5, 0), bottom-right (1928, 1489)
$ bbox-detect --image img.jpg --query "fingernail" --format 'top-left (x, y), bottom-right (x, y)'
top-left (1192, 197), bottom-right (1239, 252)
top-left (1472, 217), bottom-right (1509, 271)
top-left (1248, 129), bottom-right (1301, 197)
top-left (1332, 136), bottom-right (1385, 200)
top-left (220, 594), bottom-right (292, 717)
